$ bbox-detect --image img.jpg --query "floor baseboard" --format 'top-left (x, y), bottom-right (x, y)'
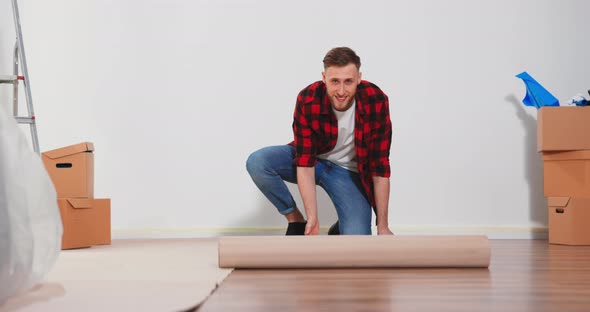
top-left (112, 226), bottom-right (548, 239)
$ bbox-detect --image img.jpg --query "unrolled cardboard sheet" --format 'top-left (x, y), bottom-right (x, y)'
top-left (1, 239), bottom-right (233, 312)
top-left (218, 235), bottom-right (491, 269)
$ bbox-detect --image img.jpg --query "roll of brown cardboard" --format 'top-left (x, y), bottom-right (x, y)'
top-left (218, 235), bottom-right (491, 269)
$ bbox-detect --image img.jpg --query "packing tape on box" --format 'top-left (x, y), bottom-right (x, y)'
top-left (218, 235), bottom-right (491, 269)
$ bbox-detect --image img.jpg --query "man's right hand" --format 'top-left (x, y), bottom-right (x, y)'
top-left (305, 219), bottom-right (320, 235)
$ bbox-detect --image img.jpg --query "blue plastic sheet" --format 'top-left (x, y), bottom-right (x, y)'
top-left (515, 71), bottom-right (559, 109)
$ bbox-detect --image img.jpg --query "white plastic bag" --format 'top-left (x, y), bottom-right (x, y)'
top-left (0, 103), bottom-right (63, 305)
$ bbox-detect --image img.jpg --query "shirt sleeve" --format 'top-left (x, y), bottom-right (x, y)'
top-left (292, 92), bottom-right (317, 167)
top-left (370, 93), bottom-right (392, 177)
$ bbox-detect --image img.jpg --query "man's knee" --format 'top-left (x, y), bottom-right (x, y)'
top-left (246, 149), bottom-right (266, 177)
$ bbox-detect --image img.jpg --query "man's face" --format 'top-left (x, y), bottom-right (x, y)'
top-left (322, 63), bottom-right (362, 111)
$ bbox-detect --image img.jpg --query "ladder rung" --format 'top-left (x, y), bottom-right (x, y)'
top-left (15, 116), bottom-right (35, 124)
top-left (0, 75), bottom-right (18, 84)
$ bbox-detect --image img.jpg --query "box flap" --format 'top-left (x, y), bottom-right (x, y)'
top-left (43, 142), bottom-right (94, 160)
top-left (547, 197), bottom-right (570, 207)
top-left (66, 198), bottom-right (92, 209)
top-left (542, 150), bottom-right (590, 161)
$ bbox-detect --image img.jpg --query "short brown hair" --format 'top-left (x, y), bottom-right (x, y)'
top-left (323, 47), bottom-right (361, 70)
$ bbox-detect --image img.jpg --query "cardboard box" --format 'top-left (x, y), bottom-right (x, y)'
top-left (58, 198), bottom-right (111, 250)
top-left (548, 197), bottom-right (590, 245)
top-left (537, 106), bottom-right (590, 152)
top-left (43, 142), bottom-right (94, 198)
top-left (543, 150), bottom-right (590, 197)
top-left (92, 198), bottom-right (112, 246)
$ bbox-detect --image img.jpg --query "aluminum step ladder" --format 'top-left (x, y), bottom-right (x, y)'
top-left (1, 0), bottom-right (40, 154)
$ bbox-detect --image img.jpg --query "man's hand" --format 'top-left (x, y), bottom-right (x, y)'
top-left (377, 226), bottom-right (394, 235)
top-left (305, 219), bottom-right (320, 235)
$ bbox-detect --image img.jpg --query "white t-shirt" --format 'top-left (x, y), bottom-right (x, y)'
top-left (318, 100), bottom-right (358, 172)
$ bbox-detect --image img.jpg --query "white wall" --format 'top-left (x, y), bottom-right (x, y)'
top-left (1, 0), bottom-right (589, 237)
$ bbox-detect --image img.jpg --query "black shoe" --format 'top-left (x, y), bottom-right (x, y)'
top-left (286, 222), bottom-right (306, 235)
top-left (328, 221), bottom-right (340, 235)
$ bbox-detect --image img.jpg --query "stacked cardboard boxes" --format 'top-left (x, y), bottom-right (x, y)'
top-left (538, 107), bottom-right (590, 245)
top-left (42, 142), bottom-right (111, 249)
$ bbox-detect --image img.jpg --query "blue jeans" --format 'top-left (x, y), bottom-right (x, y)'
top-left (246, 145), bottom-right (372, 235)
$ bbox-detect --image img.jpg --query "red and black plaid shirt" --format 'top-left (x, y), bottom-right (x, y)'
top-left (288, 80), bottom-right (392, 207)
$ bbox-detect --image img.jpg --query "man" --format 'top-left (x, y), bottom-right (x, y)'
top-left (246, 47), bottom-right (393, 236)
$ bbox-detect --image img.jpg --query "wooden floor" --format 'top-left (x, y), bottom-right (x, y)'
top-left (197, 239), bottom-right (590, 312)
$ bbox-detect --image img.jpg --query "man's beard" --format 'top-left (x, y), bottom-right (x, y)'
top-left (330, 94), bottom-right (355, 111)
